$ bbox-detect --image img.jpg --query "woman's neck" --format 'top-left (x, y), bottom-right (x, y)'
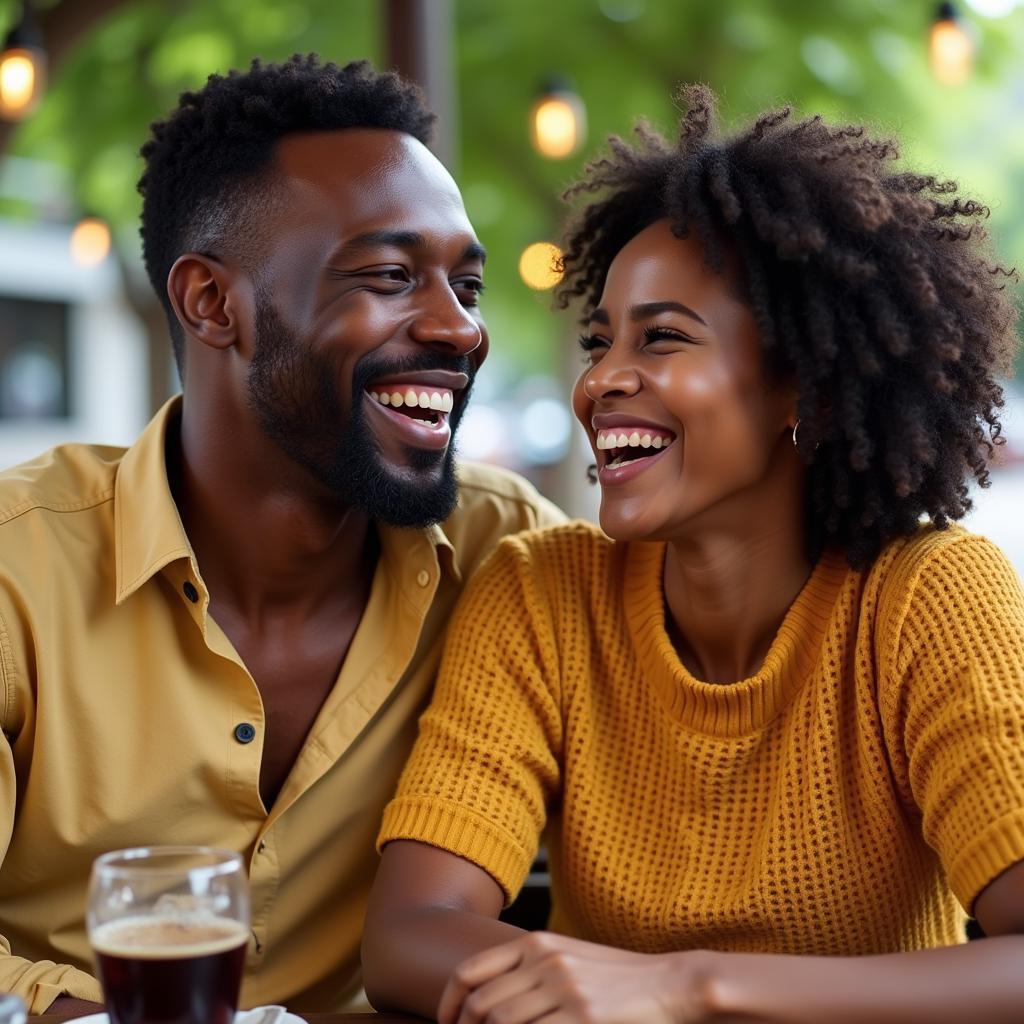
top-left (662, 488), bottom-right (812, 685)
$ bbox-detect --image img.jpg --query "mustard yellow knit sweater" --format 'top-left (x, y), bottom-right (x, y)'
top-left (379, 523), bottom-right (1024, 955)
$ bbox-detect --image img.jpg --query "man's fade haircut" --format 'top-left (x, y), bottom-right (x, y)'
top-left (557, 84), bottom-right (1020, 570)
top-left (138, 54), bottom-right (435, 372)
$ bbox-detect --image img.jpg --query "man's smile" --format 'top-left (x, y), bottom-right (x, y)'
top-left (363, 369), bottom-right (469, 454)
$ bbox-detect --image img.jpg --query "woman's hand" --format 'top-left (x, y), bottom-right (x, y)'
top-left (438, 932), bottom-right (714, 1024)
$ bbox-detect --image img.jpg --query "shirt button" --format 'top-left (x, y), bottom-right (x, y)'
top-left (257, 840), bottom-right (266, 854)
top-left (183, 581), bottom-right (199, 603)
top-left (416, 570), bottom-right (430, 588)
top-left (234, 722), bottom-right (256, 744)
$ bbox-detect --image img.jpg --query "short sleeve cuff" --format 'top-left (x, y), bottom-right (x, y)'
top-left (28, 966), bottom-right (103, 1013)
top-left (947, 806), bottom-right (1024, 914)
top-left (377, 797), bottom-right (534, 905)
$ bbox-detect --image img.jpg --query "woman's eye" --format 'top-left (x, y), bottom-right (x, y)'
top-left (578, 334), bottom-right (608, 355)
top-left (642, 326), bottom-right (694, 348)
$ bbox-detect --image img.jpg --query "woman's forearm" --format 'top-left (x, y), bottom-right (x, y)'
top-left (700, 936), bottom-right (1024, 1023)
top-left (362, 906), bottom-right (524, 1018)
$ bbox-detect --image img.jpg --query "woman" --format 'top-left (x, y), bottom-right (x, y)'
top-left (362, 87), bottom-right (1024, 1023)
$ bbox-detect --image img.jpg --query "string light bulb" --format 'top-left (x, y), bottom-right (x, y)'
top-left (530, 78), bottom-right (587, 160)
top-left (929, 2), bottom-right (974, 85)
top-left (0, 5), bottom-right (46, 121)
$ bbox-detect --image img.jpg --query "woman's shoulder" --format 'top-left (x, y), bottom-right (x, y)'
top-left (869, 523), bottom-right (1023, 642)
top-left (471, 519), bottom-right (622, 600)
top-left (872, 522), bottom-right (1018, 588)
top-left (492, 518), bottom-right (614, 562)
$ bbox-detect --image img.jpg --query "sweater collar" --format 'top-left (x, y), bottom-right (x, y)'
top-left (622, 540), bottom-right (851, 735)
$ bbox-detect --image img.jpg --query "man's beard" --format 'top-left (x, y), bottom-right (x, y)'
top-left (245, 295), bottom-right (474, 528)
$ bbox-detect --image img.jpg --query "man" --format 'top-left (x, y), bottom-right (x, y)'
top-left (0, 55), bottom-right (562, 1014)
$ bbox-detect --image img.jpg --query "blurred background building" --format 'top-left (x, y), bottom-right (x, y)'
top-left (0, 0), bottom-right (1021, 568)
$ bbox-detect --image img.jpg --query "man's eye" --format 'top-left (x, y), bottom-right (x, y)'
top-left (453, 278), bottom-right (486, 305)
top-left (374, 268), bottom-right (409, 283)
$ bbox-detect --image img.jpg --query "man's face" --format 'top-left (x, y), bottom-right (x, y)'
top-left (245, 130), bottom-right (488, 527)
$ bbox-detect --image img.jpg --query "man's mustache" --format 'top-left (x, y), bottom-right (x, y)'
top-left (352, 351), bottom-right (476, 393)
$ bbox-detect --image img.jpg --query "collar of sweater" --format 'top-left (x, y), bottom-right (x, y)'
top-left (622, 541), bottom-right (851, 736)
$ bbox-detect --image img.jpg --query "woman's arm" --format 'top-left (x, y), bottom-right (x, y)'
top-left (361, 840), bottom-right (524, 1018)
top-left (434, 860), bottom-right (1024, 1024)
top-left (698, 859), bottom-right (1024, 1023)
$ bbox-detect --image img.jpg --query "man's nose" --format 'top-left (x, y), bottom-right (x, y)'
top-left (408, 283), bottom-right (484, 356)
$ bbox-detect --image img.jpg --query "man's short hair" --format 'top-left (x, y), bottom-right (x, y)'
top-left (138, 54), bottom-right (435, 371)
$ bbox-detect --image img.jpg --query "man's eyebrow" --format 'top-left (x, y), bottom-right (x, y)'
top-left (464, 241), bottom-right (488, 265)
top-left (330, 231), bottom-right (487, 264)
top-left (587, 301), bottom-right (707, 327)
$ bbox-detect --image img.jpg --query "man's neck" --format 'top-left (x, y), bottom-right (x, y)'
top-left (169, 406), bottom-right (376, 629)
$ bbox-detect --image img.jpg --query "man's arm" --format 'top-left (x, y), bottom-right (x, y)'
top-left (0, 635), bottom-right (103, 1013)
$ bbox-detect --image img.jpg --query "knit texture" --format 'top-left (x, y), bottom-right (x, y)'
top-left (378, 522), bottom-right (1024, 955)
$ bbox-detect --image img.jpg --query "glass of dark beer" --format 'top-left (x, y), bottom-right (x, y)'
top-left (88, 847), bottom-right (250, 1024)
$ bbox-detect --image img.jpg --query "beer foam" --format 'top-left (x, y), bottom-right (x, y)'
top-left (91, 916), bottom-right (248, 959)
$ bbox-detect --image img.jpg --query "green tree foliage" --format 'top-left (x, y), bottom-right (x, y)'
top-left (1, 0), bottom-right (1021, 375)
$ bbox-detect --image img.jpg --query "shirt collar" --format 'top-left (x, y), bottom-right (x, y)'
top-left (376, 520), bottom-right (461, 585)
top-left (115, 396), bottom-right (462, 604)
top-left (114, 396), bottom-right (197, 605)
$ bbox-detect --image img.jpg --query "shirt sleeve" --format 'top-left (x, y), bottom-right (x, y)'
top-left (0, 613), bottom-right (102, 1012)
top-left (879, 533), bottom-right (1024, 913)
top-left (377, 535), bottom-right (563, 903)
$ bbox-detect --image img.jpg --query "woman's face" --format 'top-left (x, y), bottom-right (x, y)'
top-left (572, 218), bottom-right (797, 543)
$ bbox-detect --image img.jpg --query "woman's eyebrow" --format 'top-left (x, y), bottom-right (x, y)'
top-left (630, 301), bottom-right (707, 326)
top-left (588, 301), bottom-right (707, 327)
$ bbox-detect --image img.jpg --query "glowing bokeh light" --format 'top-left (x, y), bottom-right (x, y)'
top-left (518, 242), bottom-right (564, 291)
top-left (70, 218), bottom-right (112, 267)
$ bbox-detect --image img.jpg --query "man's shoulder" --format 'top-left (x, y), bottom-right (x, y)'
top-left (0, 441), bottom-right (125, 530)
top-left (440, 461), bottom-right (565, 579)
top-left (452, 460), bottom-right (565, 529)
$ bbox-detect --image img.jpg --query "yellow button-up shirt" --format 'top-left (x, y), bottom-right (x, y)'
top-left (0, 397), bottom-right (563, 1013)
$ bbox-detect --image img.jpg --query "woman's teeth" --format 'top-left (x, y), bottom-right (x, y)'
top-left (368, 388), bottom-right (454, 413)
top-left (597, 427), bottom-right (676, 469)
top-left (596, 429), bottom-right (675, 451)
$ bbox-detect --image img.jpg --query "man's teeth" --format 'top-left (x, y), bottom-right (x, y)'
top-left (368, 389), bottom-right (454, 413)
top-left (595, 429), bottom-right (675, 451)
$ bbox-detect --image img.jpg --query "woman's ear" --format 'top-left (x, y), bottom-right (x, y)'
top-left (166, 253), bottom-right (240, 352)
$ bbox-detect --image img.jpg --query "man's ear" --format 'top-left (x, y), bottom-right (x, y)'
top-left (167, 253), bottom-right (241, 351)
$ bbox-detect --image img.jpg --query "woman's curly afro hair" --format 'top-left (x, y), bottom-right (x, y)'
top-left (556, 84), bottom-right (1020, 569)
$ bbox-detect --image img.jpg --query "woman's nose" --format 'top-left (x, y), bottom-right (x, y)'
top-left (584, 348), bottom-right (642, 401)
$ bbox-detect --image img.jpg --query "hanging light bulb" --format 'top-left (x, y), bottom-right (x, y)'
top-left (929, 2), bottom-right (974, 85)
top-left (0, 4), bottom-right (46, 121)
top-left (530, 77), bottom-right (587, 160)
